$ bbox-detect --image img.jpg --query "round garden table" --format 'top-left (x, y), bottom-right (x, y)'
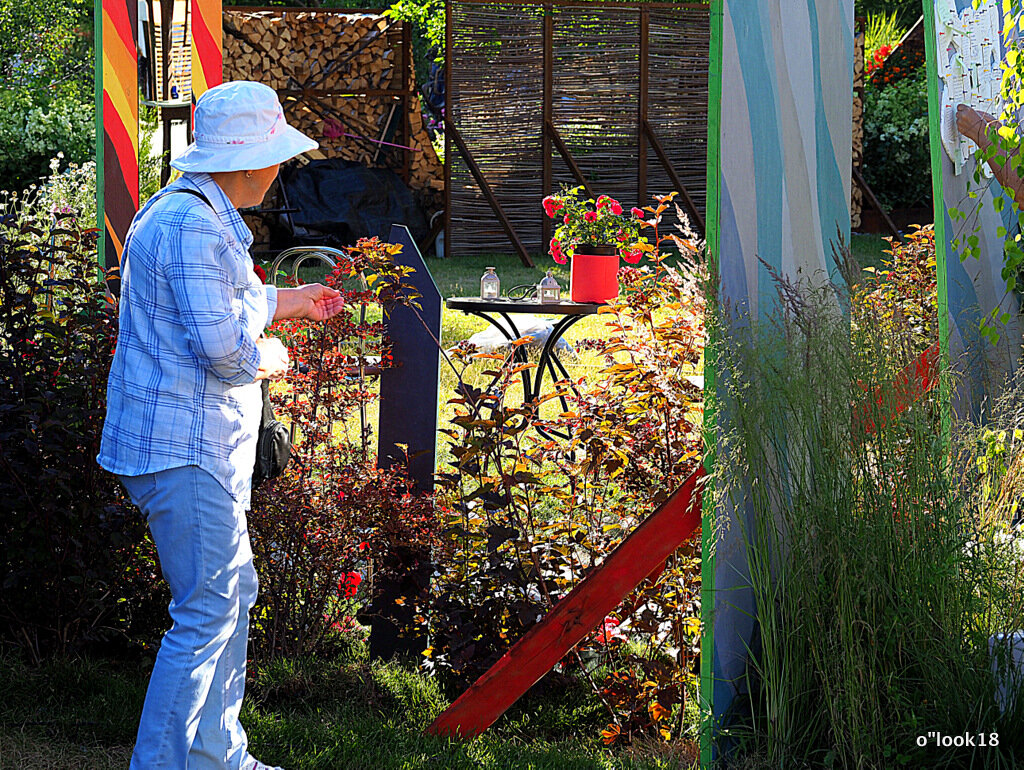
top-left (445, 296), bottom-right (603, 438)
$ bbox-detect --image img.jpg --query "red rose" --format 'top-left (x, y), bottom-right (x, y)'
top-left (584, 211), bottom-right (598, 223)
top-left (550, 237), bottom-right (567, 264)
top-left (631, 207), bottom-right (644, 218)
top-left (608, 200), bottom-right (623, 215)
top-left (253, 264), bottom-right (267, 283)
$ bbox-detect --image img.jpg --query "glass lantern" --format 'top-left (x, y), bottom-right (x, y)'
top-left (538, 269), bottom-right (561, 303)
top-left (480, 266), bottom-right (500, 299)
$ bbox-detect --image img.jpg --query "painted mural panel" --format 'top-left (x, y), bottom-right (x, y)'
top-left (101, 0), bottom-right (139, 270)
top-left (926, 0), bottom-right (1022, 416)
top-left (709, 0), bottom-right (853, 740)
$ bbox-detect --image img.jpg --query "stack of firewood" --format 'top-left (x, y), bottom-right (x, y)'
top-left (223, 9), bottom-right (443, 248)
top-left (852, 26), bottom-right (865, 229)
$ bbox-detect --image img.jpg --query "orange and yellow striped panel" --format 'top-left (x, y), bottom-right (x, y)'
top-left (191, 0), bottom-right (223, 108)
top-left (101, 0), bottom-right (138, 268)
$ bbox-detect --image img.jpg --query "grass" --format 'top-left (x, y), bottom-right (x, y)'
top-left (849, 232), bottom-right (889, 276)
top-left (713, 281), bottom-right (1024, 768)
top-left (286, 252), bottom-right (649, 457)
top-left (0, 645), bottom-right (695, 770)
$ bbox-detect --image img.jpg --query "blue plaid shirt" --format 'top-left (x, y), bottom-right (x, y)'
top-left (98, 172), bottom-right (278, 506)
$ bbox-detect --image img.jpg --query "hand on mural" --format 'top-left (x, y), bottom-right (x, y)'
top-left (955, 104), bottom-right (999, 147)
top-left (956, 104), bottom-right (1024, 208)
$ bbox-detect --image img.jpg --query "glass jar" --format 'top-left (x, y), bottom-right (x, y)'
top-left (538, 269), bottom-right (561, 303)
top-left (480, 266), bottom-right (500, 299)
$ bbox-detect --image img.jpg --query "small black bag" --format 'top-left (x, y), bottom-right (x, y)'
top-left (253, 379), bottom-right (291, 486)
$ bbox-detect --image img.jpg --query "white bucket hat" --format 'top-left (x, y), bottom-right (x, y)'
top-left (171, 81), bottom-right (318, 173)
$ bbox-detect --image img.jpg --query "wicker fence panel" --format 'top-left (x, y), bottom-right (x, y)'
top-left (648, 7), bottom-right (709, 235)
top-left (448, 2), bottom-right (545, 256)
top-left (550, 7), bottom-right (640, 214)
top-left (448, 1), bottom-right (709, 258)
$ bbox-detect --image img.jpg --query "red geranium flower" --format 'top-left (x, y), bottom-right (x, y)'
top-left (608, 200), bottom-right (623, 216)
top-left (339, 571), bottom-right (362, 598)
top-left (550, 237), bottom-right (567, 264)
top-left (631, 207), bottom-right (644, 218)
top-left (584, 211), bottom-right (598, 223)
top-left (542, 195), bottom-right (562, 218)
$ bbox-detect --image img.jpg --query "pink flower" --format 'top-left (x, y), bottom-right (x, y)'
top-left (542, 195), bottom-right (562, 218)
top-left (550, 238), bottom-right (567, 264)
top-left (584, 211), bottom-right (598, 223)
top-left (621, 248), bottom-right (643, 264)
top-left (608, 200), bottom-right (623, 215)
top-left (596, 195), bottom-right (610, 209)
top-left (631, 207), bottom-right (644, 218)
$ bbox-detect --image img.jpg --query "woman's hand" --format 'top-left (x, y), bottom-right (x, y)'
top-left (256, 336), bottom-right (290, 380)
top-left (956, 104), bottom-right (999, 146)
top-left (274, 284), bottom-right (346, 322)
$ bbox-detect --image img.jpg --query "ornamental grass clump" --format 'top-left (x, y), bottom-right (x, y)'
top-left (542, 186), bottom-right (650, 264)
top-left (712, 272), bottom-right (1024, 768)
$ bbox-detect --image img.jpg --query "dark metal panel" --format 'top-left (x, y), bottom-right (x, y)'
top-left (377, 224), bottom-right (442, 493)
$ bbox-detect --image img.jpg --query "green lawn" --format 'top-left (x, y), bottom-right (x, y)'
top-left (288, 252), bottom-right (634, 457)
top-left (849, 232), bottom-right (890, 275)
top-left (0, 646), bottom-right (695, 770)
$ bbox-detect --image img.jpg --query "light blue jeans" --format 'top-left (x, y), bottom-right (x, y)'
top-left (121, 465), bottom-right (260, 770)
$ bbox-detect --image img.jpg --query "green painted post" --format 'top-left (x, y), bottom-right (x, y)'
top-left (921, 0), bottom-right (952, 449)
top-left (699, 0), bottom-right (724, 765)
top-left (95, 0), bottom-right (105, 276)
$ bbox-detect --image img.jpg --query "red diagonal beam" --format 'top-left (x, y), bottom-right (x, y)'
top-left (426, 466), bottom-right (705, 739)
top-left (853, 340), bottom-right (940, 437)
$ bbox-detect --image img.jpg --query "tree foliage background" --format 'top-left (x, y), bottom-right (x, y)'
top-left (0, 0), bottom-right (95, 191)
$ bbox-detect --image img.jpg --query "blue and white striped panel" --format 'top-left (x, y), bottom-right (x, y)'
top-left (718, 0), bottom-right (853, 320)
top-left (711, 0), bottom-right (853, 745)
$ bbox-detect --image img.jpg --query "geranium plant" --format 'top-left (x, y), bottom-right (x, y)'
top-left (542, 186), bottom-right (650, 265)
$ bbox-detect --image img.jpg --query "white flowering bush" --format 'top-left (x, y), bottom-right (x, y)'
top-left (0, 90), bottom-right (95, 192)
top-left (861, 67), bottom-right (931, 211)
top-left (2, 155), bottom-right (94, 220)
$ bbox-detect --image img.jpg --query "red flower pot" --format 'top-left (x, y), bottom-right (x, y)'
top-left (570, 244), bottom-right (618, 303)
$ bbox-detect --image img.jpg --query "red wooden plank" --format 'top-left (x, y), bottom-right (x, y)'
top-left (853, 340), bottom-right (940, 437)
top-left (426, 466), bottom-right (705, 739)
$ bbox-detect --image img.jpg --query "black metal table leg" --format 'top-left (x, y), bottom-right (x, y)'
top-left (445, 297), bottom-right (603, 441)
top-left (464, 310), bottom-right (531, 399)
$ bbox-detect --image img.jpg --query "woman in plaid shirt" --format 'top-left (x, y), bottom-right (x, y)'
top-left (99, 81), bottom-right (345, 770)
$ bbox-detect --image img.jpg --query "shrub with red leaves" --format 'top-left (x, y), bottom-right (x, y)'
top-left (248, 237), bottom-right (443, 659)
